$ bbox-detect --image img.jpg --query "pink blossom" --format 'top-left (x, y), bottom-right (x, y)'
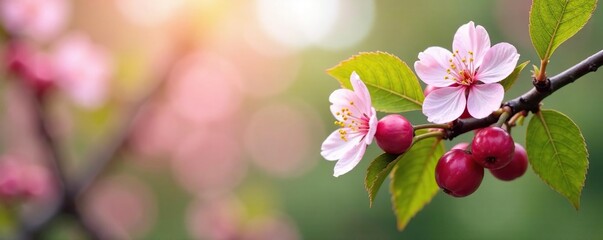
top-left (321, 72), bottom-right (377, 177)
top-left (51, 33), bottom-right (113, 108)
top-left (414, 21), bottom-right (519, 123)
top-left (0, 155), bottom-right (53, 202)
top-left (5, 42), bottom-right (55, 95)
top-left (0, 0), bottom-right (69, 41)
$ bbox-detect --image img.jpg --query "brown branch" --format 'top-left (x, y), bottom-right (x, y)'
top-left (445, 49), bottom-right (603, 140)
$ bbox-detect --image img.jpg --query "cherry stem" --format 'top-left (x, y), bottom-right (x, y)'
top-left (508, 111), bottom-right (527, 127)
top-left (413, 131), bottom-right (444, 143)
top-left (495, 107), bottom-right (512, 128)
top-left (413, 123), bottom-right (450, 132)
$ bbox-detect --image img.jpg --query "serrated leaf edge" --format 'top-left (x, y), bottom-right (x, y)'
top-left (528, 109), bottom-right (589, 210)
top-left (326, 51), bottom-right (423, 108)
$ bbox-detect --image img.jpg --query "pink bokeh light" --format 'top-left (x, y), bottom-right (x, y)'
top-left (186, 196), bottom-right (245, 240)
top-left (244, 102), bottom-right (322, 178)
top-left (82, 175), bottom-right (157, 239)
top-left (171, 124), bottom-right (247, 197)
top-left (168, 51), bottom-right (243, 124)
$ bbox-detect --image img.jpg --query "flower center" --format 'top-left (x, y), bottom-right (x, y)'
top-left (445, 50), bottom-right (476, 86)
top-left (333, 102), bottom-right (370, 142)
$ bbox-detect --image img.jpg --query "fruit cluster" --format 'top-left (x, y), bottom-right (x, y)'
top-left (435, 127), bottom-right (529, 197)
top-left (372, 114), bottom-right (528, 198)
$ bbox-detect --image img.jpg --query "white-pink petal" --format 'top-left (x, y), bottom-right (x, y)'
top-left (476, 43), bottom-right (520, 84)
top-left (467, 83), bottom-right (504, 119)
top-left (333, 143), bottom-right (366, 177)
top-left (350, 71), bottom-right (371, 112)
top-left (320, 129), bottom-right (362, 161)
top-left (364, 107), bottom-right (378, 145)
top-left (414, 47), bottom-right (455, 87)
top-left (329, 89), bottom-right (360, 120)
top-left (452, 21), bottom-right (491, 66)
top-left (422, 86), bottom-right (467, 124)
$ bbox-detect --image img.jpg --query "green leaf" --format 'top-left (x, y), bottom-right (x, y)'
top-left (529, 0), bottom-right (597, 60)
top-left (499, 61), bottom-right (529, 91)
top-left (327, 52), bottom-right (424, 113)
top-left (526, 109), bottom-right (588, 209)
top-left (365, 153), bottom-right (402, 207)
top-left (390, 136), bottom-right (444, 230)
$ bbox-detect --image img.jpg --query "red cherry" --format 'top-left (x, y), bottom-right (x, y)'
top-left (374, 114), bottom-right (413, 154)
top-left (435, 149), bottom-right (484, 197)
top-left (451, 142), bottom-right (469, 151)
top-left (471, 127), bottom-right (515, 169)
top-left (490, 143), bottom-right (528, 181)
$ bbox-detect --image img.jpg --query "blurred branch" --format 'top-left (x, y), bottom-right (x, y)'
top-left (16, 91), bottom-right (102, 239)
top-left (12, 38), bottom-right (191, 239)
top-left (70, 64), bottom-right (173, 196)
top-left (445, 49), bottom-right (603, 139)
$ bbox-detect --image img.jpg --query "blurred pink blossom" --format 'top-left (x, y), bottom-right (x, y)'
top-left (0, 155), bottom-right (53, 202)
top-left (51, 33), bottom-right (113, 108)
top-left (5, 42), bottom-right (55, 95)
top-left (414, 21), bottom-right (519, 123)
top-left (0, 0), bottom-right (70, 41)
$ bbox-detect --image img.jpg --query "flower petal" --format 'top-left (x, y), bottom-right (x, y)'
top-left (422, 86), bottom-right (467, 124)
top-left (476, 43), bottom-right (520, 83)
top-left (364, 107), bottom-right (378, 145)
top-left (329, 88), bottom-right (360, 120)
top-left (350, 71), bottom-right (371, 112)
top-left (452, 21), bottom-right (490, 66)
top-left (414, 47), bottom-right (456, 87)
top-left (321, 129), bottom-right (362, 161)
top-left (333, 143), bottom-right (367, 177)
top-left (467, 83), bottom-right (504, 119)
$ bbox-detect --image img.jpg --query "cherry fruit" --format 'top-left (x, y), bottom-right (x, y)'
top-left (471, 127), bottom-right (515, 170)
top-left (451, 142), bottom-right (469, 151)
top-left (435, 149), bottom-right (484, 197)
top-left (490, 143), bottom-right (528, 181)
top-left (375, 114), bottom-right (413, 154)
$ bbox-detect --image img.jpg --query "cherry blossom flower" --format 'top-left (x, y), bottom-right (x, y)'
top-left (0, 0), bottom-right (69, 41)
top-left (51, 33), bottom-right (113, 108)
top-left (321, 72), bottom-right (377, 177)
top-left (414, 21), bottom-right (519, 123)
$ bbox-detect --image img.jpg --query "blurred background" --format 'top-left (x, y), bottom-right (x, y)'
top-left (0, 0), bottom-right (602, 239)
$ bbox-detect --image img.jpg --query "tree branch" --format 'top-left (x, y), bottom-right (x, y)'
top-left (445, 49), bottom-right (603, 140)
